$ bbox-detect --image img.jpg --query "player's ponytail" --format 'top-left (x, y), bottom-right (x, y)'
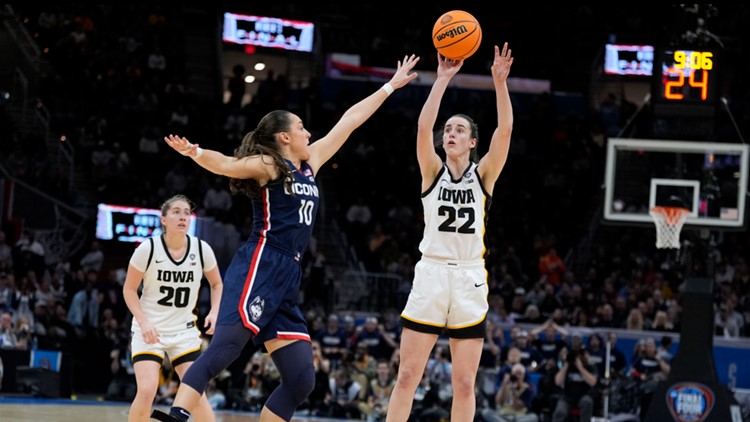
top-left (230, 110), bottom-right (294, 198)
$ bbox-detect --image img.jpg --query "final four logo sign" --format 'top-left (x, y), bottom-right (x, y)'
top-left (666, 382), bottom-right (715, 422)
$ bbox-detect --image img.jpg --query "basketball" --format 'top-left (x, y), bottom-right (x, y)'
top-left (432, 10), bottom-right (482, 60)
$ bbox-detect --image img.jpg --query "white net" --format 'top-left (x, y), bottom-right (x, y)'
top-left (649, 206), bottom-right (689, 249)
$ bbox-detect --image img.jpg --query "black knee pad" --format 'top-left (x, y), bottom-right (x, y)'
top-left (292, 362), bottom-right (315, 403)
top-left (183, 343), bottom-right (241, 392)
top-left (207, 343), bottom-right (241, 375)
top-left (271, 340), bottom-right (315, 406)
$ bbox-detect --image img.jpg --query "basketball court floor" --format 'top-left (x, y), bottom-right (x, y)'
top-left (0, 396), bottom-right (341, 422)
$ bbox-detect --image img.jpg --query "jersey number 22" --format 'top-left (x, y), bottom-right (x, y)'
top-left (437, 205), bottom-right (475, 233)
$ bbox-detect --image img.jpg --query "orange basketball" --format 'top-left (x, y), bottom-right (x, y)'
top-left (432, 10), bottom-right (482, 60)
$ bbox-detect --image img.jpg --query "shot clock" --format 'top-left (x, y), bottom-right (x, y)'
top-left (652, 47), bottom-right (719, 116)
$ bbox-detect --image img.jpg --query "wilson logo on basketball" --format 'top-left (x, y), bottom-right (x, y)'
top-left (436, 25), bottom-right (468, 41)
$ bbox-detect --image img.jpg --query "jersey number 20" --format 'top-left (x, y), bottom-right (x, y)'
top-left (157, 286), bottom-right (191, 308)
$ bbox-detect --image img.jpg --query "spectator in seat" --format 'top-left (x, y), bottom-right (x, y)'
top-left (538, 248), bottom-right (567, 287)
top-left (482, 363), bottom-right (538, 422)
top-left (79, 240), bottom-right (104, 274)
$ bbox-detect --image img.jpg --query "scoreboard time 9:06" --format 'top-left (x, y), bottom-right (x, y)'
top-left (658, 49), bottom-right (717, 104)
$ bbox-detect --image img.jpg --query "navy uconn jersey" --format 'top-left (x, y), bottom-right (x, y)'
top-left (419, 162), bottom-right (491, 260)
top-left (250, 160), bottom-right (319, 257)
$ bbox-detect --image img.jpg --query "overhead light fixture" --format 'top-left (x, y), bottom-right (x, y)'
top-left (254, 62), bottom-right (266, 71)
top-left (244, 75), bottom-right (256, 84)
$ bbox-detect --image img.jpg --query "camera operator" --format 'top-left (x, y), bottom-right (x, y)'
top-left (630, 337), bottom-right (670, 421)
top-left (481, 363), bottom-right (538, 422)
top-left (551, 347), bottom-right (598, 422)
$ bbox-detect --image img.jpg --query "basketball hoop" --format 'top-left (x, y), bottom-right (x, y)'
top-left (650, 206), bottom-right (689, 249)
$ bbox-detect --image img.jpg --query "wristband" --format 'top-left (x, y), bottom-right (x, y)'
top-left (195, 147), bottom-right (203, 158)
top-left (381, 82), bottom-right (394, 96)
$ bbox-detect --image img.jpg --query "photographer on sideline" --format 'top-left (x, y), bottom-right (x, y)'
top-left (551, 347), bottom-right (598, 422)
top-left (481, 363), bottom-right (538, 422)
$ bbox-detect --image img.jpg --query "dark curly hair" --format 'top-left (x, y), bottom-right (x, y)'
top-left (229, 110), bottom-right (294, 198)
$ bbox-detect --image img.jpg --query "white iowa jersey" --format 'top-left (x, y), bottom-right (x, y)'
top-left (129, 235), bottom-right (217, 335)
top-left (418, 163), bottom-right (491, 261)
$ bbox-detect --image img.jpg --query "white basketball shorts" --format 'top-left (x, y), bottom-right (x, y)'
top-left (131, 328), bottom-right (202, 364)
top-left (401, 257), bottom-right (489, 331)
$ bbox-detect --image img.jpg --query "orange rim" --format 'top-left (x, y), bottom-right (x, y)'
top-left (651, 206), bottom-right (689, 225)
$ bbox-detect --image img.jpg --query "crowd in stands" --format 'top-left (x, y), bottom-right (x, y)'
top-left (1, 4), bottom-right (749, 421)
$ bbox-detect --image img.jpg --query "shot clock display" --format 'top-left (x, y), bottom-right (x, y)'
top-left (655, 48), bottom-right (719, 108)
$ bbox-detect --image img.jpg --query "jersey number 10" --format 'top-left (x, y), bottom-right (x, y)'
top-left (298, 199), bottom-right (315, 226)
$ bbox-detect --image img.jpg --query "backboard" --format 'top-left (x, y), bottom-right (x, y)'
top-left (604, 138), bottom-right (749, 228)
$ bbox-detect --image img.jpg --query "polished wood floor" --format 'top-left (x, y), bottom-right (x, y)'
top-left (0, 398), bottom-right (343, 422)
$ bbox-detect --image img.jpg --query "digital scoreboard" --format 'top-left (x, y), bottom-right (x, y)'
top-left (96, 203), bottom-right (197, 243)
top-left (652, 48), bottom-right (719, 116)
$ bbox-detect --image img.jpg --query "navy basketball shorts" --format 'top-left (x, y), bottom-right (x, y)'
top-left (217, 241), bottom-right (310, 345)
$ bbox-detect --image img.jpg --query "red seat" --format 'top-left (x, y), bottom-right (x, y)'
top-left (567, 407), bottom-right (581, 421)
